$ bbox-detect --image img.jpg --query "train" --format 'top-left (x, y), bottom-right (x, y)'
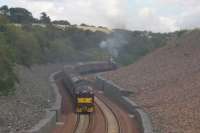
top-left (63, 60), bottom-right (118, 113)
top-left (74, 59), bottom-right (118, 75)
top-left (63, 66), bottom-right (94, 113)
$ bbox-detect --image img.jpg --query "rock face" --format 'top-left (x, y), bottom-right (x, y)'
top-left (103, 30), bottom-right (200, 133)
top-left (0, 64), bottom-right (62, 133)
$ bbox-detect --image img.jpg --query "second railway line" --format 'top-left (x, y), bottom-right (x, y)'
top-left (95, 96), bottom-right (121, 133)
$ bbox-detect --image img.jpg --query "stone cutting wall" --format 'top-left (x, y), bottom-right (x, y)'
top-left (95, 75), bottom-right (153, 133)
top-left (22, 71), bottom-right (62, 133)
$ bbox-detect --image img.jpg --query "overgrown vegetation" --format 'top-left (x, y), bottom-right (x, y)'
top-left (119, 31), bottom-right (168, 65)
top-left (0, 7), bottom-right (110, 95)
top-left (0, 5), bottom-right (188, 95)
top-left (0, 16), bottom-right (16, 95)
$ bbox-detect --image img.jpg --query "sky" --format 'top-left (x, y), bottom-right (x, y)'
top-left (1, 0), bottom-right (200, 32)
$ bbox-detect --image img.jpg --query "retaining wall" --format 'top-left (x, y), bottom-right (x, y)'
top-left (95, 75), bottom-right (153, 133)
top-left (49, 71), bottom-right (63, 121)
top-left (22, 71), bottom-right (62, 133)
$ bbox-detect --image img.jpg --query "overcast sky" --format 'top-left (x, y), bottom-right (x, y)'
top-left (1, 0), bottom-right (200, 32)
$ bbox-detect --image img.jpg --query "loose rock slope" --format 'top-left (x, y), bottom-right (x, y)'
top-left (0, 64), bottom-right (62, 133)
top-left (103, 29), bottom-right (200, 133)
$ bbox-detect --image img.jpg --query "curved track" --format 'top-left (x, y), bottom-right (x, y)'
top-left (95, 97), bottom-right (121, 133)
top-left (97, 92), bottom-right (141, 133)
top-left (53, 79), bottom-right (140, 133)
top-left (73, 96), bottom-right (120, 133)
top-left (73, 114), bottom-right (90, 133)
top-left (91, 102), bottom-right (108, 133)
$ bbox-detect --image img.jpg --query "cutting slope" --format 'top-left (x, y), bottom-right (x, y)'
top-left (103, 29), bottom-right (200, 133)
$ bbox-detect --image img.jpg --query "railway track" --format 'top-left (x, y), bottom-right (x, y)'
top-left (73, 114), bottom-right (89, 133)
top-left (73, 113), bottom-right (95, 133)
top-left (72, 97), bottom-right (121, 133)
top-left (95, 97), bottom-right (121, 133)
top-left (53, 78), bottom-right (140, 133)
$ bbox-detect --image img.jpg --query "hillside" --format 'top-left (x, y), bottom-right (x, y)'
top-left (103, 29), bottom-right (200, 132)
top-left (0, 5), bottom-right (172, 95)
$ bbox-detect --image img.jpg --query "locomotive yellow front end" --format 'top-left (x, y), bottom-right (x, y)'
top-left (76, 97), bottom-right (94, 113)
top-left (75, 86), bottom-right (94, 113)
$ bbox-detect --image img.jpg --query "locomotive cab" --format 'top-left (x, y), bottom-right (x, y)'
top-left (75, 86), bottom-right (94, 113)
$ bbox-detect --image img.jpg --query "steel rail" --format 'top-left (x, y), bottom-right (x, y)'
top-left (95, 102), bottom-right (109, 133)
top-left (95, 96), bottom-right (121, 133)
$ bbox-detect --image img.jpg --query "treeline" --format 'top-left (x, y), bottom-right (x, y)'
top-left (115, 30), bottom-right (169, 65)
top-left (0, 9), bottom-right (110, 95)
top-left (0, 5), bottom-right (70, 25)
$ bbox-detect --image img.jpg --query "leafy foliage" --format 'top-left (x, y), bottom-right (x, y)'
top-left (9, 7), bottom-right (34, 23)
top-left (110, 30), bottom-right (169, 65)
top-left (0, 17), bottom-right (16, 95)
top-left (52, 20), bottom-right (70, 25)
top-left (40, 12), bottom-right (51, 24)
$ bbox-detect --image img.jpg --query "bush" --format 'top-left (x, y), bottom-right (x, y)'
top-left (0, 44), bottom-right (16, 95)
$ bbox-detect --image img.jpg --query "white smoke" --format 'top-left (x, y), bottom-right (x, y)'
top-left (99, 32), bottom-right (127, 57)
top-left (100, 40), bottom-right (119, 57)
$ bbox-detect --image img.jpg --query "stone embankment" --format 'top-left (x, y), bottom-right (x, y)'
top-left (103, 30), bottom-right (200, 132)
top-left (0, 64), bottom-right (62, 133)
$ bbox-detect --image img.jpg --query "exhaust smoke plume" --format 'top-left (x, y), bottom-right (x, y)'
top-left (99, 32), bottom-right (127, 57)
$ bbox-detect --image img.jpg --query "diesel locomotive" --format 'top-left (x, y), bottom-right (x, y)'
top-left (63, 67), bottom-right (94, 113)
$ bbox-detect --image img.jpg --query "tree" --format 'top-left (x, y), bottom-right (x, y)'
top-left (0, 5), bottom-right (9, 15)
top-left (80, 23), bottom-right (89, 27)
top-left (52, 20), bottom-right (70, 25)
top-left (0, 15), bottom-right (9, 32)
top-left (9, 7), bottom-right (34, 23)
top-left (0, 47), bottom-right (16, 95)
top-left (40, 12), bottom-right (51, 24)
top-left (0, 32), bottom-right (16, 95)
top-left (14, 31), bottom-right (41, 66)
